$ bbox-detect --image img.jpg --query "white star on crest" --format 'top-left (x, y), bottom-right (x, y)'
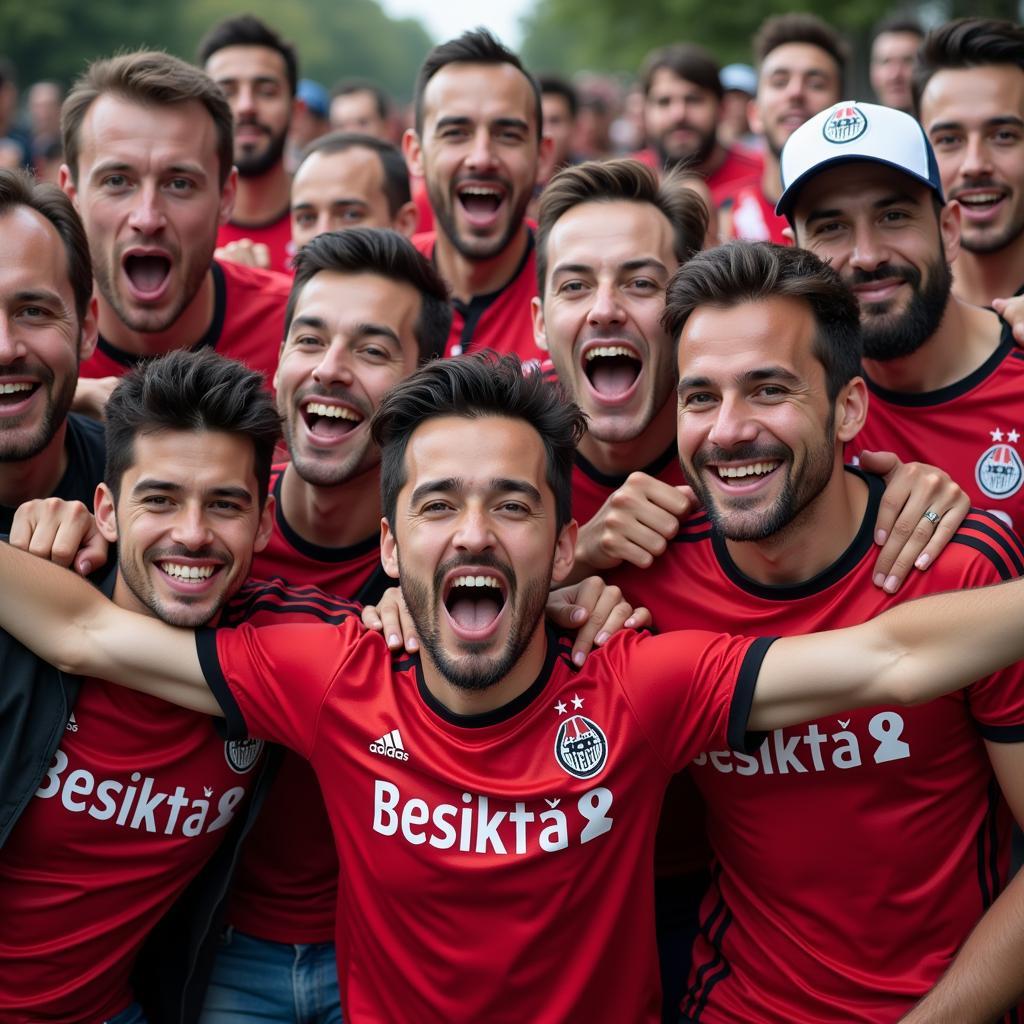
top-left (571, 694), bottom-right (584, 710)
top-left (1010, 430), bottom-right (1021, 444)
top-left (555, 700), bottom-right (567, 715)
top-left (992, 428), bottom-right (1005, 442)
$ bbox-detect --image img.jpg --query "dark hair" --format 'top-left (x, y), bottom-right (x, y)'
top-left (0, 168), bottom-right (92, 323)
top-left (873, 14), bottom-right (925, 42)
top-left (62, 51), bottom-right (234, 187)
top-left (414, 28), bottom-right (542, 139)
top-left (753, 14), bottom-right (849, 89)
top-left (104, 349), bottom-right (281, 504)
top-left (197, 14), bottom-right (298, 96)
top-left (330, 77), bottom-right (390, 120)
top-left (286, 228), bottom-right (452, 363)
top-left (913, 18), bottom-right (1024, 114)
top-left (663, 241), bottom-right (862, 401)
top-left (536, 159), bottom-right (708, 296)
top-left (372, 354), bottom-right (586, 530)
top-left (538, 74), bottom-right (578, 118)
top-left (296, 131), bottom-right (411, 215)
top-left (640, 44), bottom-right (722, 100)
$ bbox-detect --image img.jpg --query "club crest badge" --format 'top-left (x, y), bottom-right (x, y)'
top-left (976, 443), bottom-right (1024, 500)
top-left (554, 714), bottom-right (608, 780)
top-left (823, 105), bottom-right (868, 144)
top-left (224, 737), bottom-right (265, 774)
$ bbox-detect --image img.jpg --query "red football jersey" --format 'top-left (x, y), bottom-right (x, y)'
top-left (853, 333), bottom-right (1024, 531)
top-left (81, 260), bottom-right (289, 388)
top-left (223, 464), bottom-right (386, 943)
top-left (627, 146), bottom-right (763, 206)
top-left (412, 230), bottom-right (544, 365)
top-left (199, 617), bottom-right (771, 1022)
top-left (216, 208), bottom-right (295, 276)
top-left (611, 471), bottom-right (1024, 1023)
top-left (723, 181), bottom-right (791, 245)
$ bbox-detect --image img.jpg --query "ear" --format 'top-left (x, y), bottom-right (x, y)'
top-left (939, 199), bottom-right (961, 266)
top-left (402, 128), bottom-right (424, 179)
top-left (833, 375), bottom-right (869, 444)
top-left (394, 200), bottom-right (419, 238)
top-left (94, 482), bottom-right (120, 544)
top-left (59, 164), bottom-right (79, 209)
top-left (537, 133), bottom-right (554, 174)
top-left (550, 519), bottom-right (579, 586)
top-left (531, 295), bottom-right (550, 352)
top-left (218, 166), bottom-right (238, 226)
top-left (252, 493), bottom-right (276, 554)
top-left (380, 517), bottom-right (400, 580)
top-left (78, 294), bottom-right (99, 363)
top-left (781, 224), bottom-right (795, 245)
top-left (747, 96), bottom-right (763, 137)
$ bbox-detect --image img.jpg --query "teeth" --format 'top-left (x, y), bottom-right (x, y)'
top-left (585, 346), bottom-right (637, 361)
top-left (961, 192), bottom-right (1002, 205)
top-left (452, 575), bottom-right (501, 589)
top-left (160, 563), bottom-right (216, 580)
top-left (0, 382), bottom-right (32, 394)
top-left (717, 462), bottom-right (779, 479)
top-left (460, 187), bottom-right (501, 197)
top-left (305, 402), bottom-right (361, 421)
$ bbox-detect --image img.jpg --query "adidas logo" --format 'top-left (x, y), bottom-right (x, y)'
top-left (369, 728), bottom-right (409, 762)
top-left (65, 712), bottom-right (79, 734)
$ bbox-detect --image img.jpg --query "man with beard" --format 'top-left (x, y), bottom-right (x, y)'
top-left (403, 30), bottom-right (552, 361)
top-left (201, 15), bottom-right (298, 275)
top-left (0, 169), bottom-right (102, 531)
top-left (723, 14), bottom-right (845, 245)
top-left (635, 44), bottom-right (762, 206)
top-left (60, 51), bottom-right (290, 417)
top-left (782, 100), bottom-right (1024, 531)
top-left (7, 352), bottom-right (1024, 1022)
top-left (619, 239), bottom-right (1024, 1024)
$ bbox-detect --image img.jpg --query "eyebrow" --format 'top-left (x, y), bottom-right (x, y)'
top-left (678, 365), bottom-right (802, 394)
top-left (89, 159), bottom-right (208, 181)
top-left (288, 317), bottom-right (401, 346)
top-left (409, 477), bottom-right (543, 506)
top-left (434, 115), bottom-right (529, 132)
top-left (131, 479), bottom-right (254, 503)
top-left (803, 191), bottom-right (919, 227)
top-left (930, 115), bottom-right (1024, 132)
top-left (13, 289), bottom-right (67, 309)
top-left (551, 257), bottom-right (669, 277)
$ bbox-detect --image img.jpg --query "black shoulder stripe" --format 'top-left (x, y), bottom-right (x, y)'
top-left (960, 512), bottom-right (1024, 575)
top-left (227, 600), bottom-right (358, 625)
top-left (949, 536), bottom-right (1016, 580)
top-left (976, 722), bottom-right (1024, 743)
top-left (671, 528), bottom-right (713, 545)
top-left (1010, 350), bottom-right (1024, 362)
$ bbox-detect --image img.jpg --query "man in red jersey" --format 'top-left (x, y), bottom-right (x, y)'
top-left (6, 354), bottom-right (1024, 1023)
top-left (403, 30), bottom-right (551, 362)
top-left (200, 15), bottom-right (298, 275)
top-left (723, 15), bottom-right (844, 246)
top-left (635, 44), bottom-right (762, 206)
top-left (609, 240), bottom-right (1024, 1024)
top-left (59, 51), bottom-right (290, 417)
top-left (781, 99), bottom-right (1024, 533)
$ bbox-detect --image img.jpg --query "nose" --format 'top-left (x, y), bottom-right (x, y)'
top-left (234, 82), bottom-right (257, 119)
top-left (127, 183), bottom-right (167, 236)
top-left (0, 316), bottom-right (25, 364)
top-left (465, 127), bottom-right (498, 173)
top-left (959, 133), bottom-right (993, 181)
top-left (170, 504), bottom-right (214, 551)
top-left (707, 392), bottom-right (759, 450)
top-left (587, 280), bottom-right (626, 328)
top-left (453, 503), bottom-right (497, 554)
top-left (312, 340), bottom-right (355, 388)
top-left (847, 221), bottom-right (888, 274)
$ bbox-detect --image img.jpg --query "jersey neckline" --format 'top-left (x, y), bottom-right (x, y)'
top-left (574, 440), bottom-right (679, 491)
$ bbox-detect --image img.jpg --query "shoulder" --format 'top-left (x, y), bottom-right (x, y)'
top-left (67, 412), bottom-right (106, 450)
top-left (943, 509), bottom-right (1024, 582)
top-left (217, 258), bottom-right (292, 299)
top-left (221, 576), bottom-right (363, 627)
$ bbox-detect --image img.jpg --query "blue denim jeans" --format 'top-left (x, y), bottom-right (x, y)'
top-left (105, 1004), bottom-right (147, 1024)
top-left (199, 927), bottom-right (343, 1024)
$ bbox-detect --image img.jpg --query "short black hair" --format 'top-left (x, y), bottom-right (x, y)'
top-left (0, 168), bottom-right (92, 324)
top-left (873, 14), bottom-right (925, 42)
top-left (197, 14), bottom-right (298, 96)
top-left (663, 241), bottom-right (862, 402)
top-left (414, 28), bottom-right (542, 139)
top-left (640, 43), bottom-right (722, 100)
top-left (913, 18), bottom-right (1024, 114)
top-left (296, 131), bottom-right (411, 216)
top-left (538, 74), bottom-right (578, 118)
top-left (286, 228), bottom-right (452, 363)
top-left (330, 77), bottom-right (390, 120)
top-left (372, 354), bottom-right (586, 530)
top-left (753, 14), bottom-right (849, 90)
top-left (104, 349), bottom-right (282, 505)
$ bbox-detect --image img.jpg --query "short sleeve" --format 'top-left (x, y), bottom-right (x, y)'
top-left (603, 629), bottom-right (776, 771)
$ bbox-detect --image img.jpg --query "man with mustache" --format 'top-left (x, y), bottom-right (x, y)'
top-left (201, 15), bottom-right (298, 275)
top-left (783, 100), bottom-right (1024, 531)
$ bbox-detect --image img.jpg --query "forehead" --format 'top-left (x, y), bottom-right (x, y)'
top-left (77, 94), bottom-right (219, 175)
top-left (648, 69), bottom-right (710, 98)
top-left (293, 270), bottom-right (421, 337)
top-left (123, 429), bottom-right (257, 488)
top-left (401, 414), bottom-right (549, 495)
top-left (293, 147), bottom-right (385, 202)
top-left (0, 206), bottom-right (73, 301)
top-left (422, 62), bottom-right (537, 130)
top-left (872, 31), bottom-right (922, 59)
top-left (205, 44), bottom-right (288, 85)
top-left (545, 199), bottom-right (677, 275)
top-left (794, 161), bottom-right (930, 218)
top-left (334, 90), bottom-right (378, 116)
top-left (678, 297), bottom-right (820, 376)
top-left (920, 64), bottom-right (1024, 126)
top-left (760, 42), bottom-right (840, 82)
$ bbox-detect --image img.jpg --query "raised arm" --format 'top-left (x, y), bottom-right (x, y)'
top-left (751, 578), bottom-right (1024, 731)
top-left (0, 538), bottom-right (216, 714)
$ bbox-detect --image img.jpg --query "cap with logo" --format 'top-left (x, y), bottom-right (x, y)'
top-left (776, 100), bottom-right (944, 219)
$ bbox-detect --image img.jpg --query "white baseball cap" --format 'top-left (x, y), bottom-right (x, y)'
top-left (776, 100), bottom-right (944, 218)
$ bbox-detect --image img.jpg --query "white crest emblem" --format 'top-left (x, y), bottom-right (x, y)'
top-left (822, 105), bottom-right (868, 144)
top-left (554, 714), bottom-right (608, 780)
top-left (976, 443), bottom-right (1024, 500)
top-left (224, 737), bottom-right (265, 774)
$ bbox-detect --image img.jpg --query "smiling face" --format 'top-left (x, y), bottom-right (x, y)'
top-left (406, 62), bottom-right (542, 261)
top-left (644, 69), bottom-right (719, 169)
top-left (676, 297), bottom-right (851, 540)
top-left (533, 199), bottom-right (678, 444)
top-left (870, 31), bottom-right (921, 113)
top-left (920, 64), bottom-right (1024, 255)
top-left (61, 94), bottom-right (235, 336)
top-left (275, 271), bottom-right (422, 487)
top-left (96, 429), bottom-right (273, 626)
top-left (381, 414), bottom-right (574, 691)
top-left (792, 163), bottom-right (955, 360)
